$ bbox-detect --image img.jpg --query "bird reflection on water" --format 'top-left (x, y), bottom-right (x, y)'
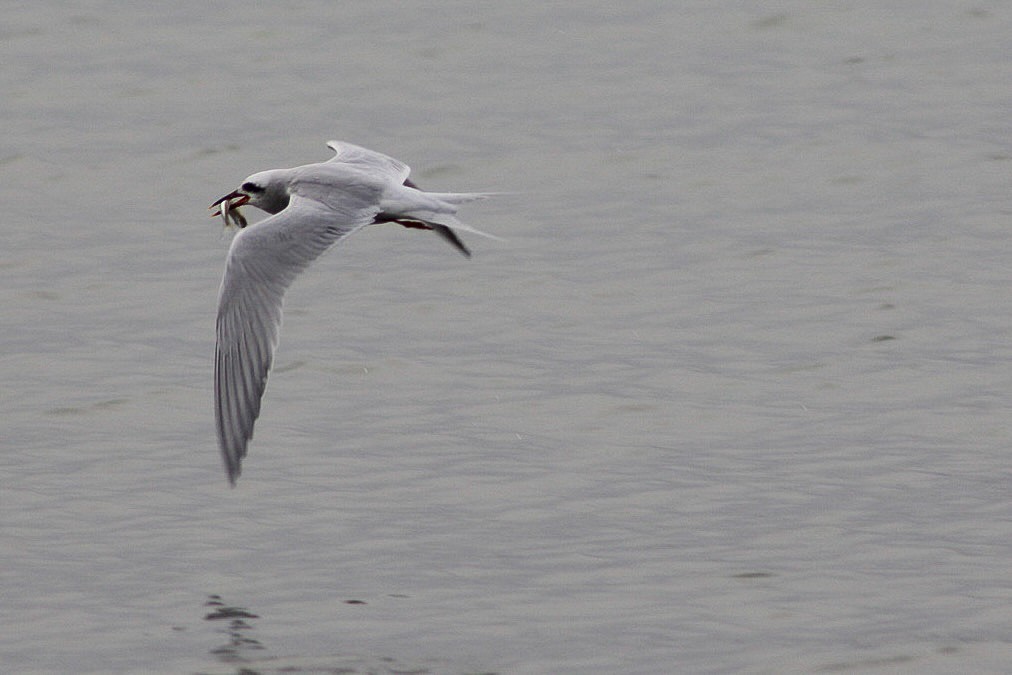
top-left (204, 594), bottom-right (265, 662)
top-left (198, 594), bottom-right (501, 674)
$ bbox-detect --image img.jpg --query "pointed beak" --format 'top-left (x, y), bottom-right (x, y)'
top-left (209, 190), bottom-right (250, 214)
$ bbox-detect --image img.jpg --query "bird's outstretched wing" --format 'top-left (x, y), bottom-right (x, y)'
top-left (325, 140), bottom-right (412, 185)
top-left (214, 192), bottom-right (378, 485)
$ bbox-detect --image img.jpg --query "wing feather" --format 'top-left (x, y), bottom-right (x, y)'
top-left (325, 140), bottom-right (412, 185)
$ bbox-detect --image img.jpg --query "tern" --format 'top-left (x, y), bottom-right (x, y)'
top-left (210, 140), bottom-right (496, 485)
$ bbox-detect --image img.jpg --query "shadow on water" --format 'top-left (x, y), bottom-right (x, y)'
top-left (204, 594), bottom-right (266, 662)
top-left (200, 594), bottom-right (500, 675)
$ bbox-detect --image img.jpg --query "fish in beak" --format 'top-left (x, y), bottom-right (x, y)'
top-left (210, 190), bottom-right (251, 229)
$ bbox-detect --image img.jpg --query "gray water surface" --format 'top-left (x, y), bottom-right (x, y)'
top-left (3, 2), bottom-right (1011, 673)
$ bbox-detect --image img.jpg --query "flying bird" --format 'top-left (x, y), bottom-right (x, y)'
top-left (210, 140), bottom-right (496, 485)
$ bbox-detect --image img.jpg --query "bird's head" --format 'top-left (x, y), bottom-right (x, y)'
top-left (210, 169), bottom-right (291, 228)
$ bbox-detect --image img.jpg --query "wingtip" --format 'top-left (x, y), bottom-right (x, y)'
top-left (222, 450), bottom-right (242, 487)
top-left (226, 455), bottom-right (243, 485)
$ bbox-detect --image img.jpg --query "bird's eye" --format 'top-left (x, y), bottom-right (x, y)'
top-left (241, 182), bottom-right (265, 193)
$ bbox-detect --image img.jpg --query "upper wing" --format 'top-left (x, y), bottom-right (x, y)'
top-left (214, 194), bottom-right (378, 485)
top-left (325, 140), bottom-right (412, 185)
top-left (325, 141), bottom-right (500, 256)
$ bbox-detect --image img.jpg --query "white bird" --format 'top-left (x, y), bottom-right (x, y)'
top-left (210, 140), bottom-right (496, 485)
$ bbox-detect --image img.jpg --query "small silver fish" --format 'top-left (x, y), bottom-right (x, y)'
top-left (221, 197), bottom-right (247, 229)
top-left (210, 192), bottom-right (249, 229)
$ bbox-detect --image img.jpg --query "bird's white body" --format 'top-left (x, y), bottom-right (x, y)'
top-left (212, 141), bottom-right (495, 485)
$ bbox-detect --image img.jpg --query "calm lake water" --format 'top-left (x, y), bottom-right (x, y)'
top-left (2, 2), bottom-right (1011, 673)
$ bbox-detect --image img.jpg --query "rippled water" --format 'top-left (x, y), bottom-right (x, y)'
top-left (3, 2), bottom-right (1011, 673)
